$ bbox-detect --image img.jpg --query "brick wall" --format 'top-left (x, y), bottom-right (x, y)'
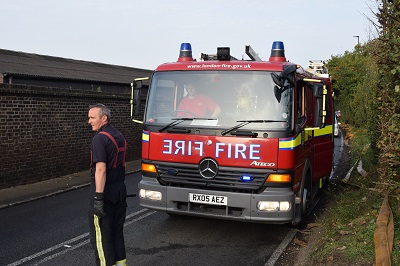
top-left (0, 84), bottom-right (145, 189)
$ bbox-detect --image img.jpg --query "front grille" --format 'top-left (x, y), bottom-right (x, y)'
top-left (155, 161), bottom-right (269, 193)
top-left (177, 202), bottom-right (244, 217)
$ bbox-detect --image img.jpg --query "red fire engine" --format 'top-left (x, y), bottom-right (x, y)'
top-left (131, 41), bottom-right (333, 226)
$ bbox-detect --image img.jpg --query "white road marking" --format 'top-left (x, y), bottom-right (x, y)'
top-left (7, 234), bottom-right (89, 266)
top-left (7, 208), bottom-right (154, 266)
top-left (264, 228), bottom-right (298, 266)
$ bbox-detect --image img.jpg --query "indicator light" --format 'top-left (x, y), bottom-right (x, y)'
top-left (266, 174), bottom-right (291, 183)
top-left (142, 163), bottom-right (157, 173)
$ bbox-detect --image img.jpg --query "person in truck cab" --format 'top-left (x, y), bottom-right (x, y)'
top-left (177, 84), bottom-right (221, 118)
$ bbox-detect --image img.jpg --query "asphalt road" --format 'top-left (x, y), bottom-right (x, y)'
top-left (1, 172), bottom-right (291, 266)
top-left (1, 135), bottom-right (344, 266)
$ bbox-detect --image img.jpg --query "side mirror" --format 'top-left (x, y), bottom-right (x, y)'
top-left (280, 65), bottom-right (296, 86)
top-left (130, 77), bottom-right (149, 118)
top-left (274, 85), bottom-right (282, 103)
top-left (133, 87), bottom-right (141, 115)
top-left (272, 73), bottom-right (283, 87)
top-left (272, 65), bottom-right (296, 102)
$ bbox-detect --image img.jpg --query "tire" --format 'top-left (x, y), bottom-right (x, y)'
top-left (293, 164), bottom-right (312, 229)
top-left (295, 180), bottom-right (311, 229)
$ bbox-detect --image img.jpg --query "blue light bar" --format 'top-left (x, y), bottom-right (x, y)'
top-left (269, 41), bottom-right (286, 62)
top-left (180, 43), bottom-right (192, 51)
top-left (271, 41), bottom-right (284, 50)
top-left (178, 43), bottom-right (193, 62)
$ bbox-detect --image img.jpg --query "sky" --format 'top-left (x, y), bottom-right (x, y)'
top-left (1, 0), bottom-right (375, 71)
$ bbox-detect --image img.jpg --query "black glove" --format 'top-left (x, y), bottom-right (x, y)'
top-left (94, 193), bottom-right (106, 217)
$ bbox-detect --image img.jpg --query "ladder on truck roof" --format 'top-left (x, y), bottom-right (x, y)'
top-left (306, 60), bottom-right (329, 78)
top-left (200, 45), bottom-right (262, 61)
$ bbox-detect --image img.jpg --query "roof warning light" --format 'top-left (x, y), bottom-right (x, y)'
top-left (269, 41), bottom-right (286, 62)
top-left (178, 43), bottom-right (194, 62)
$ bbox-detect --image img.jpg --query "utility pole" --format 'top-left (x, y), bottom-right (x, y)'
top-left (353, 35), bottom-right (360, 46)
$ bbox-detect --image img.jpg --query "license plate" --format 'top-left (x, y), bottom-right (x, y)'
top-left (189, 193), bottom-right (227, 206)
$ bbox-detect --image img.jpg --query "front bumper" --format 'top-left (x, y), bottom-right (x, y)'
top-left (139, 177), bottom-right (296, 224)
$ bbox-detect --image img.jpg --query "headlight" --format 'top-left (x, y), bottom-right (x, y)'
top-left (257, 201), bottom-right (291, 211)
top-left (139, 189), bottom-right (162, 201)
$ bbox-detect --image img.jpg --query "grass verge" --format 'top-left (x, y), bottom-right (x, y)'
top-left (309, 124), bottom-right (400, 265)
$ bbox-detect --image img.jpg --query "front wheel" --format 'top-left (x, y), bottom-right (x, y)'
top-left (293, 175), bottom-right (312, 229)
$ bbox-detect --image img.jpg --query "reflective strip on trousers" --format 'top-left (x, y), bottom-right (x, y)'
top-left (94, 215), bottom-right (106, 266)
top-left (114, 258), bottom-right (127, 266)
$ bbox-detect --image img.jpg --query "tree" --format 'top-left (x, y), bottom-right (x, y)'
top-left (372, 0), bottom-right (400, 180)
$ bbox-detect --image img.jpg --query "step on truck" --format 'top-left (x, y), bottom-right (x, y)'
top-left (131, 41), bottom-right (333, 226)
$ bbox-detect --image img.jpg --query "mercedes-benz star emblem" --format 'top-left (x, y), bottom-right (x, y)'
top-left (198, 158), bottom-right (219, 179)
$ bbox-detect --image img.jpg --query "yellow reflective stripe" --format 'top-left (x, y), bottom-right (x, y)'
top-left (279, 125), bottom-right (331, 150)
top-left (115, 258), bottom-right (127, 266)
top-left (94, 215), bottom-right (106, 266)
top-left (314, 125), bottom-right (333, 137)
top-left (142, 132), bottom-right (149, 142)
top-left (279, 133), bottom-right (302, 149)
top-left (303, 78), bottom-right (322, 83)
top-left (305, 130), bottom-right (312, 141)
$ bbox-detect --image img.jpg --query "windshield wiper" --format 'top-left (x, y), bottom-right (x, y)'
top-left (159, 118), bottom-right (193, 132)
top-left (221, 119), bottom-right (286, 136)
top-left (159, 117), bottom-right (216, 132)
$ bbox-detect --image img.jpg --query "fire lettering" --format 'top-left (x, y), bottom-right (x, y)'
top-left (174, 140), bottom-right (185, 155)
top-left (249, 144), bottom-right (261, 159)
top-left (163, 139), bottom-right (173, 154)
top-left (235, 144), bottom-right (246, 159)
top-left (215, 142), bottom-right (261, 160)
top-left (163, 139), bottom-right (260, 159)
top-left (163, 139), bottom-right (204, 156)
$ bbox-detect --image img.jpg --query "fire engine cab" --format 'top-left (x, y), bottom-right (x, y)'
top-left (131, 41), bottom-right (333, 226)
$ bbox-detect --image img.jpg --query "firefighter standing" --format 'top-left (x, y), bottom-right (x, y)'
top-left (88, 103), bottom-right (127, 266)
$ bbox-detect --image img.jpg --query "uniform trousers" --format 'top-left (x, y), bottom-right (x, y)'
top-left (89, 178), bottom-right (127, 266)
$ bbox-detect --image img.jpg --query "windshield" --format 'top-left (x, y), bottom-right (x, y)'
top-left (145, 71), bottom-right (292, 130)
